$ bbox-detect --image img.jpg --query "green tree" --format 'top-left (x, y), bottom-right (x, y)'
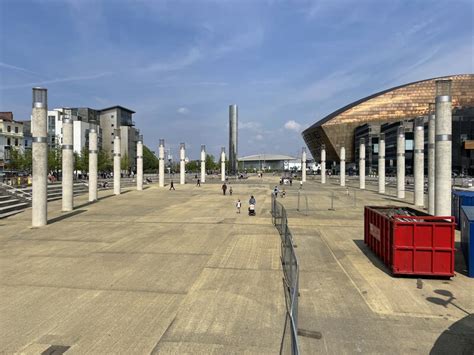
top-left (48, 145), bottom-right (61, 174)
top-left (76, 146), bottom-right (89, 173)
top-left (98, 149), bottom-right (112, 173)
top-left (205, 154), bottom-right (217, 171)
top-left (121, 153), bottom-right (130, 172)
top-left (6, 149), bottom-right (22, 171)
top-left (143, 145), bottom-right (159, 172)
top-left (186, 160), bottom-right (199, 172)
top-left (22, 149), bottom-right (32, 172)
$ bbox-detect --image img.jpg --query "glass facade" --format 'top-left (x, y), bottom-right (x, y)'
top-left (302, 74), bottom-right (474, 163)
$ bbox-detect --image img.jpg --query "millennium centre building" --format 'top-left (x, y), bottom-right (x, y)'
top-left (302, 74), bottom-right (474, 163)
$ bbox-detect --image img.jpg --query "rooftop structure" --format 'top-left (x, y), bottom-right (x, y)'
top-left (302, 74), bottom-right (474, 163)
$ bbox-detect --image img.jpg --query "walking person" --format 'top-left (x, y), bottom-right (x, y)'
top-left (273, 185), bottom-right (279, 198)
top-left (222, 183), bottom-right (227, 195)
top-left (196, 178), bottom-right (200, 187)
top-left (236, 199), bottom-right (241, 214)
top-left (281, 188), bottom-right (286, 198)
top-left (299, 180), bottom-right (303, 189)
top-left (229, 186), bottom-right (233, 196)
top-left (169, 180), bottom-right (175, 190)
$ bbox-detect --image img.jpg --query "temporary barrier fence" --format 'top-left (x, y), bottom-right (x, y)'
top-left (271, 195), bottom-right (300, 355)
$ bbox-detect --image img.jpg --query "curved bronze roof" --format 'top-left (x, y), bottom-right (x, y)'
top-left (302, 74), bottom-right (474, 162)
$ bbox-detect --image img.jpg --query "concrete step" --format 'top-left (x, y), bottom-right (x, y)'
top-left (0, 202), bottom-right (28, 215)
top-left (0, 198), bottom-right (20, 206)
top-left (0, 209), bottom-right (25, 219)
top-left (0, 195), bottom-right (12, 201)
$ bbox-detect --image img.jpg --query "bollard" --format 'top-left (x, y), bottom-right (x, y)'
top-left (31, 88), bottom-right (48, 227)
top-left (158, 139), bottom-right (165, 187)
top-left (328, 191), bottom-right (335, 211)
top-left (113, 129), bottom-right (121, 195)
top-left (62, 112), bottom-right (74, 212)
top-left (179, 143), bottom-right (186, 185)
top-left (221, 147), bottom-right (226, 182)
top-left (137, 135), bottom-right (143, 191)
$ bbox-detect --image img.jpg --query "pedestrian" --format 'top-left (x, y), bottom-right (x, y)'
top-left (281, 188), bottom-right (286, 198)
top-left (273, 185), bottom-right (279, 198)
top-left (249, 195), bottom-right (256, 205)
top-left (229, 186), bottom-right (233, 195)
top-left (290, 178), bottom-right (293, 186)
top-left (196, 178), bottom-right (200, 187)
top-left (299, 180), bottom-right (303, 189)
top-left (236, 199), bottom-right (241, 214)
top-left (170, 180), bottom-right (175, 190)
top-left (222, 183), bottom-right (227, 195)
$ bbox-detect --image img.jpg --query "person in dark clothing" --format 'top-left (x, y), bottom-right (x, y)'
top-left (169, 180), bottom-right (175, 190)
top-left (196, 178), bottom-right (200, 187)
top-left (222, 183), bottom-right (227, 195)
top-left (249, 195), bottom-right (256, 205)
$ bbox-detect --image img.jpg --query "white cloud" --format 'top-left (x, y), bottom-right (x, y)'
top-left (284, 120), bottom-right (302, 132)
top-left (240, 121), bottom-right (261, 130)
top-left (177, 107), bottom-right (190, 115)
top-left (0, 72), bottom-right (113, 90)
top-left (141, 47), bottom-right (202, 73)
top-left (255, 134), bottom-right (264, 141)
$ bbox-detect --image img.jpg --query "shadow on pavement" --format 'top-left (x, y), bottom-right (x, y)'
top-left (48, 209), bottom-right (86, 224)
top-left (430, 314), bottom-right (474, 354)
top-left (353, 239), bottom-right (392, 276)
top-left (454, 241), bottom-right (469, 276)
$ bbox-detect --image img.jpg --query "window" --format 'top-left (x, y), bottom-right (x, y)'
top-left (7, 125), bottom-right (11, 132)
top-left (15, 139), bottom-right (18, 146)
top-left (15, 126), bottom-right (18, 133)
top-left (25, 140), bottom-right (28, 147)
top-left (7, 138), bottom-right (11, 145)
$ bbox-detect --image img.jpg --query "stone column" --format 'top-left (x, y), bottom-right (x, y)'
top-left (31, 88), bottom-right (48, 227)
top-left (414, 117), bottom-right (424, 206)
top-left (428, 103), bottom-right (436, 215)
top-left (321, 145), bottom-right (326, 184)
top-left (137, 135), bottom-right (143, 191)
top-left (378, 133), bottom-right (385, 194)
top-left (62, 114), bottom-right (74, 212)
top-left (397, 126), bottom-right (405, 199)
top-left (200, 145), bottom-right (206, 183)
top-left (302, 147), bottom-right (307, 182)
top-left (88, 127), bottom-right (98, 202)
top-left (159, 139), bottom-right (165, 187)
top-left (359, 138), bottom-right (365, 189)
top-left (113, 128), bottom-right (121, 195)
top-left (221, 147), bottom-right (226, 182)
top-left (340, 145), bottom-right (345, 187)
top-left (435, 80), bottom-right (452, 216)
top-left (179, 143), bottom-right (185, 185)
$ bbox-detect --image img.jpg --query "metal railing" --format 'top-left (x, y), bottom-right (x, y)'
top-left (0, 182), bottom-right (32, 201)
top-left (271, 195), bottom-right (300, 355)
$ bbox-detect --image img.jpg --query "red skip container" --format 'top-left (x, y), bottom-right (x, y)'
top-left (364, 206), bottom-right (455, 277)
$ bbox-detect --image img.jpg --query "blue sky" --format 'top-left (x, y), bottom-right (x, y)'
top-left (1, 0), bottom-right (473, 159)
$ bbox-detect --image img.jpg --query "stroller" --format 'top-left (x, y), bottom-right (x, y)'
top-left (248, 204), bottom-right (256, 216)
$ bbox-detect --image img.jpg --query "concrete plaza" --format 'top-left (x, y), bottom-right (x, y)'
top-left (1, 176), bottom-right (473, 354)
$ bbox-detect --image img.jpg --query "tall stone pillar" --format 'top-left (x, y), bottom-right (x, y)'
top-left (221, 147), bottom-right (226, 182)
top-left (229, 104), bottom-right (238, 174)
top-left (137, 135), bottom-right (143, 191)
top-left (340, 145), bottom-right (345, 187)
top-left (321, 145), bottom-right (326, 184)
top-left (378, 133), bottom-right (385, 194)
top-left (428, 103), bottom-right (436, 215)
top-left (302, 147), bottom-right (307, 182)
top-left (62, 114), bottom-right (74, 211)
top-left (113, 128), bottom-right (121, 195)
top-left (179, 143), bottom-right (186, 185)
top-left (414, 117), bottom-right (424, 206)
top-left (200, 145), bottom-right (206, 183)
top-left (159, 139), bottom-right (165, 187)
top-left (359, 138), bottom-right (365, 190)
top-left (88, 127), bottom-right (98, 202)
top-left (435, 80), bottom-right (452, 216)
top-left (397, 126), bottom-right (405, 199)
top-left (31, 88), bottom-right (48, 227)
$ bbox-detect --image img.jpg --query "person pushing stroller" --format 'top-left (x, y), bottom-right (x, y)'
top-left (248, 195), bottom-right (256, 216)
